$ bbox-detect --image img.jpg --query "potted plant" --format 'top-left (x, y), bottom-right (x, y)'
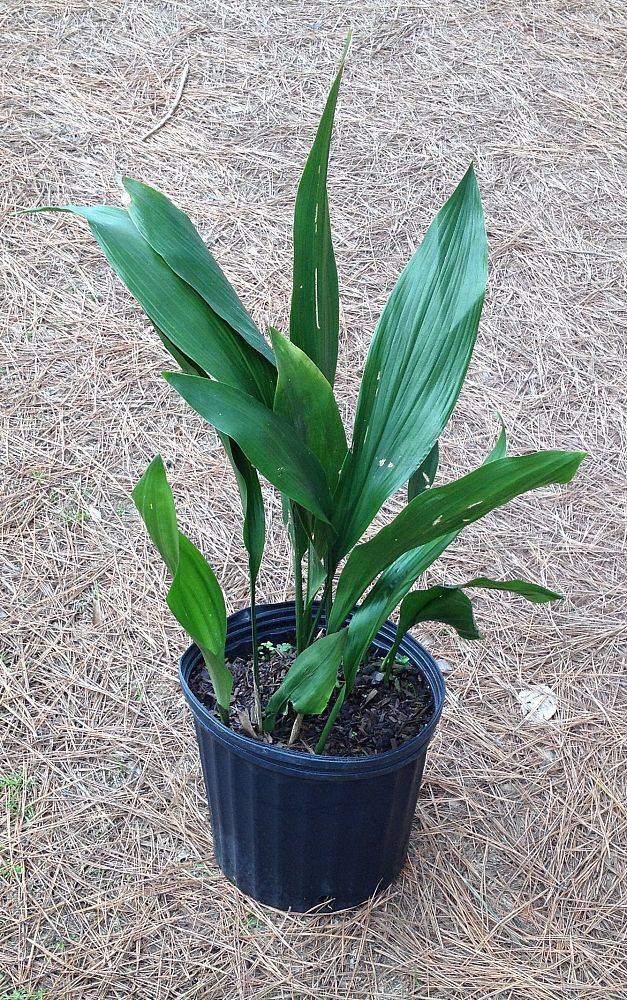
top-left (30, 48), bottom-right (584, 911)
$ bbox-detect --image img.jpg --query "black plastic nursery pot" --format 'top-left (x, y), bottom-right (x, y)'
top-left (179, 602), bottom-right (446, 912)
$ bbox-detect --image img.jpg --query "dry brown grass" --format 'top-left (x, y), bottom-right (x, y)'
top-left (1, 1), bottom-right (626, 997)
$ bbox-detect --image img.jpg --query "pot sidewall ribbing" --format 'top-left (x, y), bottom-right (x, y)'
top-left (179, 602), bottom-right (445, 912)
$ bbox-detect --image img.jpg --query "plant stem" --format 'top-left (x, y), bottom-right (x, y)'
top-left (250, 570), bottom-right (262, 727)
top-left (381, 630), bottom-right (402, 686)
top-left (293, 531), bottom-right (305, 654)
top-left (314, 684), bottom-right (346, 754)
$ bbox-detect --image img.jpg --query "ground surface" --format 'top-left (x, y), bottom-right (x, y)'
top-left (1, 2), bottom-right (626, 998)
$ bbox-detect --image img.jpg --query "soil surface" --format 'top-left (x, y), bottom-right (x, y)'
top-left (188, 637), bottom-right (434, 756)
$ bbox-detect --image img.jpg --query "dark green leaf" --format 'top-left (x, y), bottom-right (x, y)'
top-left (289, 39), bottom-right (349, 384)
top-left (397, 587), bottom-right (482, 642)
top-left (463, 577), bottom-right (561, 603)
top-left (222, 438), bottom-right (265, 582)
top-left (38, 205), bottom-right (276, 405)
top-left (271, 328), bottom-right (347, 489)
top-left (263, 629), bottom-right (347, 731)
top-left (333, 165), bottom-right (487, 556)
top-left (153, 332), bottom-right (266, 582)
top-left (165, 372), bottom-right (334, 523)
top-left (122, 178), bottom-right (274, 365)
top-left (341, 416), bottom-right (512, 685)
top-left (407, 440), bottom-right (439, 501)
top-left (331, 450), bottom-right (585, 633)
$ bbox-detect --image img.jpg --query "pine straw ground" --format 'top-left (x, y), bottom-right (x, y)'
top-left (1, 2), bottom-right (626, 998)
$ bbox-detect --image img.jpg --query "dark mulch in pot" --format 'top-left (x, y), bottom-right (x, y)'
top-left (188, 639), bottom-right (434, 756)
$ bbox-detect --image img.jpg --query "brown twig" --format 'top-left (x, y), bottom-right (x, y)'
top-left (141, 63), bottom-right (190, 141)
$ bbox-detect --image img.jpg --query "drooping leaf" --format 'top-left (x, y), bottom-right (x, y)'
top-left (385, 575), bottom-right (562, 667)
top-left (407, 440), bottom-right (439, 501)
top-left (271, 328), bottom-right (347, 489)
top-left (263, 628), bottom-right (348, 732)
top-left (333, 165), bottom-right (487, 557)
top-left (341, 417), bottom-right (511, 684)
top-left (132, 456), bottom-right (231, 712)
top-left (122, 178), bottom-right (274, 365)
top-left (164, 372), bottom-right (334, 523)
top-left (330, 450), bottom-right (585, 634)
top-left (34, 205), bottom-right (275, 405)
top-left (463, 577), bottom-right (561, 603)
top-left (396, 586), bottom-right (482, 642)
top-left (289, 38), bottom-right (349, 384)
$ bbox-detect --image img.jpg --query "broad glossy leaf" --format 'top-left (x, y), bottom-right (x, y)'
top-left (289, 39), bottom-right (349, 384)
top-left (407, 440), bottom-right (439, 501)
top-left (271, 328), bottom-right (347, 489)
top-left (38, 205), bottom-right (275, 405)
top-left (333, 166), bottom-right (487, 556)
top-left (331, 450), bottom-right (584, 633)
top-left (165, 372), bottom-right (334, 523)
top-left (132, 456), bottom-right (231, 710)
top-left (122, 178), bottom-right (274, 365)
top-left (167, 534), bottom-right (231, 709)
top-left (397, 586), bottom-right (482, 642)
top-left (263, 628), bottom-right (347, 731)
top-left (341, 417), bottom-right (511, 684)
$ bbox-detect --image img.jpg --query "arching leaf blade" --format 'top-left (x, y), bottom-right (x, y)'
top-left (341, 415), bottom-right (512, 684)
top-left (122, 177), bottom-right (274, 365)
top-left (132, 455), bottom-right (179, 577)
top-left (38, 205), bottom-right (275, 405)
top-left (331, 450), bottom-right (585, 633)
top-left (164, 372), bottom-right (334, 523)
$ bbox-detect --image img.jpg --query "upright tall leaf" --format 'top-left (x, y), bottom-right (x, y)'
top-left (122, 178), bottom-right (274, 365)
top-left (333, 165), bottom-right (487, 556)
top-left (165, 372), bottom-right (334, 523)
top-left (289, 39), bottom-right (349, 384)
top-left (330, 450), bottom-right (585, 635)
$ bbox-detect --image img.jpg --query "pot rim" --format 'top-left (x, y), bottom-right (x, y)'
top-left (179, 600), bottom-right (446, 778)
